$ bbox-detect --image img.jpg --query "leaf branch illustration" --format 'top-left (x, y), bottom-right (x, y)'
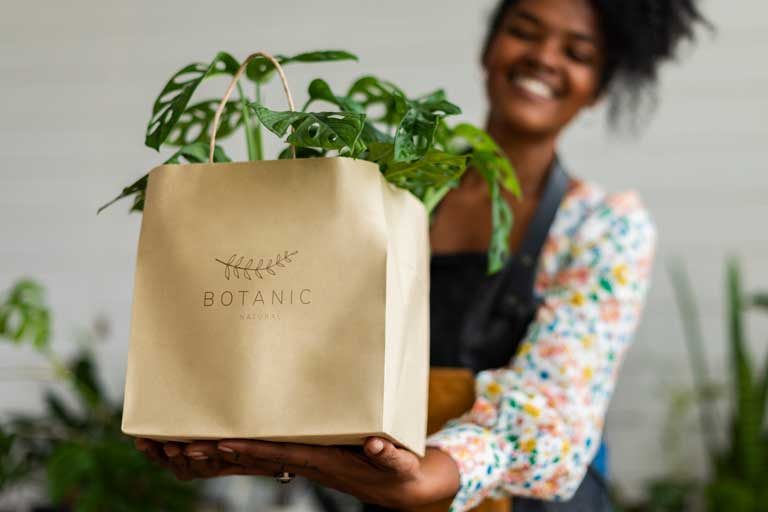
top-left (215, 251), bottom-right (298, 280)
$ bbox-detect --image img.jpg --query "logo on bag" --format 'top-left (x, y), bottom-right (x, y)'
top-left (215, 250), bottom-right (298, 280)
top-left (204, 249), bottom-right (312, 318)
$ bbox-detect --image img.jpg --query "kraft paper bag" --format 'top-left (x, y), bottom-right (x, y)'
top-left (121, 155), bottom-right (430, 455)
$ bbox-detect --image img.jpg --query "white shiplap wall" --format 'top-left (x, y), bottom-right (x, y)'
top-left (1, 0), bottom-right (766, 504)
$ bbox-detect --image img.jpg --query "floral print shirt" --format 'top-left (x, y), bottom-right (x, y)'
top-left (426, 180), bottom-right (657, 512)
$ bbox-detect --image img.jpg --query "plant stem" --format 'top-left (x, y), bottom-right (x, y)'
top-left (253, 82), bottom-right (264, 160)
top-left (237, 81), bottom-right (257, 161)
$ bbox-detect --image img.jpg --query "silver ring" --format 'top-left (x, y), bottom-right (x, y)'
top-left (275, 471), bottom-right (294, 484)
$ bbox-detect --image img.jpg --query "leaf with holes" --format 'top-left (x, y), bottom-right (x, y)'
top-left (394, 108), bottom-right (441, 162)
top-left (166, 100), bottom-right (243, 146)
top-left (145, 52), bottom-right (240, 150)
top-left (305, 79), bottom-right (390, 144)
top-left (251, 105), bottom-right (366, 155)
top-left (246, 50), bottom-right (358, 84)
top-left (393, 92), bottom-right (462, 162)
top-left (347, 75), bottom-right (408, 127)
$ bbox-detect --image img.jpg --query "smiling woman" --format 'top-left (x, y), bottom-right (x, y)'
top-left (135, 1), bottom-right (709, 511)
top-left (482, 0), bottom-right (605, 138)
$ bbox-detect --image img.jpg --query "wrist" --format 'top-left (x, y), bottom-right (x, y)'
top-left (413, 447), bottom-right (461, 506)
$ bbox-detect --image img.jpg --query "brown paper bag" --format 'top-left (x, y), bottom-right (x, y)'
top-left (121, 53), bottom-right (430, 456)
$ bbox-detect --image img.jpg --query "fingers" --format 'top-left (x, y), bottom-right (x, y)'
top-left (188, 456), bottom-right (222, 477)
top-left (217, 439), bottom-right (325, 474)
top-left (164, 442), bottom-right (193, 480)
top-left (135, 438), bottom-right (174, 470)
top-left (363, 437), bottom-right (419, 478)
top-left (136, 438), bottom-right (162, 460)
top-left (184, 441), bottom-right (220, 461)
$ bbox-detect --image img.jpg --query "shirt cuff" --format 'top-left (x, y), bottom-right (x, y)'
top-left (426, 423), bottom-right (508, 512)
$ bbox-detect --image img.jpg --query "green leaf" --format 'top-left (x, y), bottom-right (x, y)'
top-left (251, 105), bottom-right (366, 155)
top-left (97, 174), bottom-right (147, 215)
top-left (306, 78), bottom-right (364, 113)
top-left (277, 146), bottom-right (326, 160)
top-left (164, 142), bottom-right (232, 165)
top-left (370, 142), bottom-right (468, 212)
top-left (415, 89), bottom-right (462, 116)
top-left (47, 436), bottom-right (199, 511)
top-left (752, 293), bottom-right (768, 310)
top-left (392, 91), bottom-right (461, 162)
top-left (0, 425), bottom-right (14, 476)
top-left (421, 180), bottom-right (459, 214)
top-left (0, 280), bottom-right (50, 352)
top-left (381, 147), bottom-right (468, 192)
top-left (347, 75), bottom-right (408, 126)
top-left (245, 50), bottom-right (358, 84)
top-left (487, 178), bottom-right (513, 274)
top-left (165, 99), bottom-right (243, 146)
top-left (145, 52), bottom-right (240, 150)
top-left (44, 392), bottom-right (84, 430)
top-left (726, 258), bottom-right (762, 483)
top-left (305, 78), bottom-right (391, 144)
top-left (434, 122), bottom-right (519, 272)
top-left (757, 348), bottom-right (768, 443)
top-left (97, 142), bottom-right (231, 215)
top-left (289, 49), bottom-right (358, 64)
top-left (69, 352), bottom-right (106, 410)
top-left (394, 108), bottom-right (440, 162)
top-left (450, 123), bottom-right (521, 196)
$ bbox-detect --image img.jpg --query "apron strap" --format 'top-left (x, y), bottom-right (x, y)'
top-left (505, 157), bottom-right (571, 300)
top-left (458, 157), bottom-right (571, 372)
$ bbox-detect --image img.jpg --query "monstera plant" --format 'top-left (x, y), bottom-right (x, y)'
top-left (99, 50), bottom-right (520, 273)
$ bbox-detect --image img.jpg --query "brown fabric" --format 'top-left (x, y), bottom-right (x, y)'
top-left (405, 369), bottom-right (511, 512)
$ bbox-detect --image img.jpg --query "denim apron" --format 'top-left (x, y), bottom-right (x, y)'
top-left (356, 159), bottom-right (612, 512)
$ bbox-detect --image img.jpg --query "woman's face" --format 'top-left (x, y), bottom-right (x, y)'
top-left (483, 0), bottom-right (605, 137)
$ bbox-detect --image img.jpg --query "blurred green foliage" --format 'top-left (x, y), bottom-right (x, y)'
top-left (622, 259), bottom-right (768, 512)
top-left (0, 279), bottom-right (200, 511)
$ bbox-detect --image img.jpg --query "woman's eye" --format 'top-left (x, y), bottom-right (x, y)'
top-left (506, 25), bottom-right (537, 40)
top-left (567, 47), bottom-right (595, 65)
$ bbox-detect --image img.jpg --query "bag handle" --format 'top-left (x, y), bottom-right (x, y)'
top-left (209, 51), bottom-right (297, 162)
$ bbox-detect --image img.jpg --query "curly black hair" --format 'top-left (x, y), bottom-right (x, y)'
top-left (483, 0), bottom-right (711, 127)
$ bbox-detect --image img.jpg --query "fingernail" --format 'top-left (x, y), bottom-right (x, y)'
top-left (218, 445), bottom-right (235, 453)
top-left (369, 439), bottom-right (384, 454)
top-left (187, 451), bottom-right (208, 460)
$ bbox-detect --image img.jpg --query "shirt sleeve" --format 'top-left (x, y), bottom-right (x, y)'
top-left (426, 191), bottom-right (657, 512)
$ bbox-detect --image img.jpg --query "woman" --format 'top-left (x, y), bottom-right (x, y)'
top-left (136, 0), bottom-right (708, 510)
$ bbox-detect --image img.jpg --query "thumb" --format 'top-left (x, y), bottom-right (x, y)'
top-left (364, 437), bottom-right (418, 477)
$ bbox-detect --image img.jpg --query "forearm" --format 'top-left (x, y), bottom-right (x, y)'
top-left (417, 447), bottom-right (461, 504)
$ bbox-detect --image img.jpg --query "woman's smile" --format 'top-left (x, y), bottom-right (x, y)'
top-left (506, 72), bottom-right (561, 102)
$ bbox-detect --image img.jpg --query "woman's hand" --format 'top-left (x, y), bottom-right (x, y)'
top-left (136, 436), bottom-right (460, 509)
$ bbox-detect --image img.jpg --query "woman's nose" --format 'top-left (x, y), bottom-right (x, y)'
top-left (523, 37), bottom-right (562, 74)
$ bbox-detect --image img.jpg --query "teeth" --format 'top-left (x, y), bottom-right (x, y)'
top-left (512, 76), bottom-right (555, 99)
